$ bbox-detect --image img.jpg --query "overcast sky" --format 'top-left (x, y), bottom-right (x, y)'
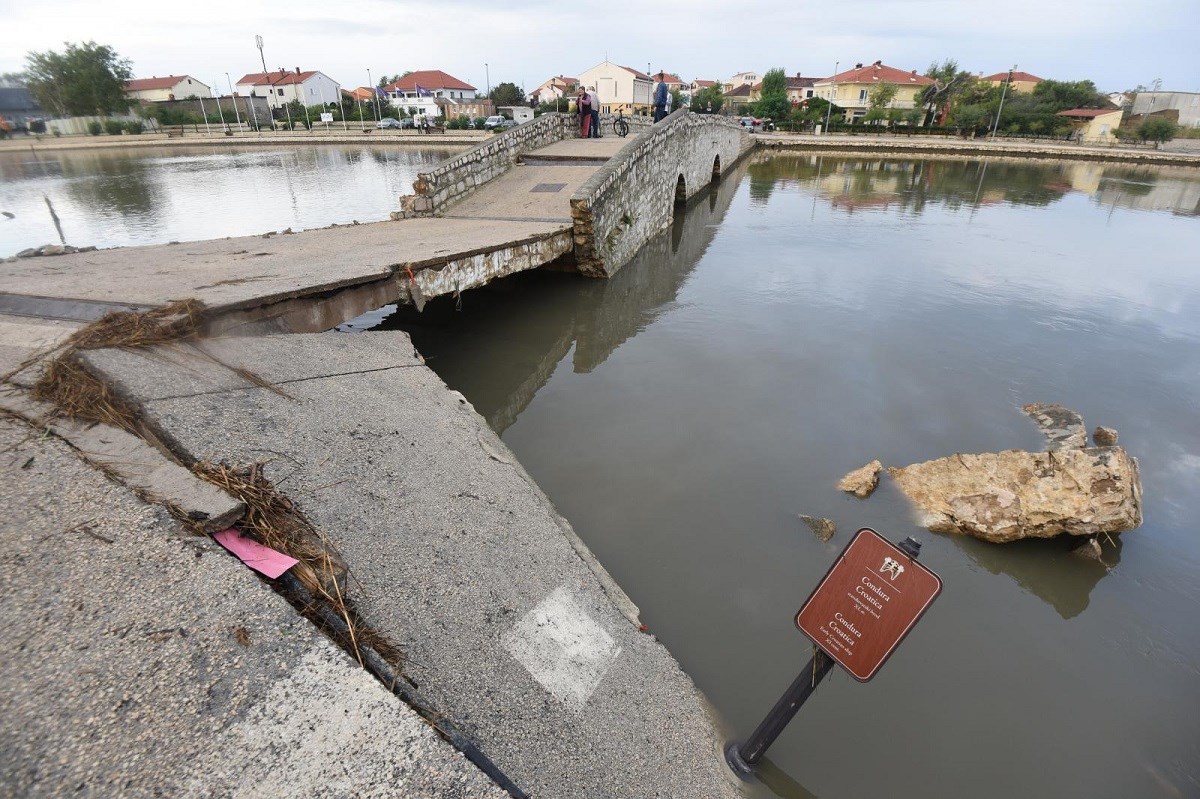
top-left (2, 0), bottom-right (1196, 95)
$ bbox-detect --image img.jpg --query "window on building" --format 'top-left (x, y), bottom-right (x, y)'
top-left (277, 88), bottom-right (284, 96)
top-left (859, 89), bottom-right (868, 102)
top-left (806, 89), bottom-right (813, 98)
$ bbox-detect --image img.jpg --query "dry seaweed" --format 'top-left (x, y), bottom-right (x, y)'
top-left (192, 460), bottom-right (405, 670)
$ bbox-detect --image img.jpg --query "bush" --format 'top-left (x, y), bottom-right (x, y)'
top-left (103, 119), bottom-right (124, 135)
top-left (87, 120), bottom-right (103, 136)
top-left (1139, 117), bottom-right (1179, 146)
top-left (125, 120), bottom-right (144, 134)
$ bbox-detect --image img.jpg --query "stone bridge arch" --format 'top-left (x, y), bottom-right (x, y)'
top-left (570, 111), bottom-right (754, 277)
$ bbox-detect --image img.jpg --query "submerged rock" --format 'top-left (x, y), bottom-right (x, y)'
top-left (837, 460), bottom-right (882, 498)
top-left (1022, 403), bottom-right (1087, 450)
top-left (1071, 537), bottom-right (1104, 562)
top-left (887, 447), bottom-right (1142, 543)
top-left (798, 515), bottom-right (836, 542)
top-left (1093, 426), bottom-right (1118, 447)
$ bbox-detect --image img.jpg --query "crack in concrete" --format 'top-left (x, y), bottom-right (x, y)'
top-left (140, 363), bottom-right (426, 402)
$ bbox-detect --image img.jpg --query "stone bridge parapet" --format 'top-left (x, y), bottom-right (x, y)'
top-left (569, 110), bottom-right (754, 277)
top-left (397, 113), bottom-right (652, 218)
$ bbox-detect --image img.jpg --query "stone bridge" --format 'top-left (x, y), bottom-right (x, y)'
top-left (399, 110), bottom-right (754, 280)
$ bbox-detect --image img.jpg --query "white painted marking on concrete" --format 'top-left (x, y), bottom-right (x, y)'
top-left (503, 585), bottom-right (622, 708)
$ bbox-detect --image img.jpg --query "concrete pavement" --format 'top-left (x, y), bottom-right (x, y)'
top-left (80, 332), bottom-right (750, 799)
top-left (0, 413), bottom-right (510, 799)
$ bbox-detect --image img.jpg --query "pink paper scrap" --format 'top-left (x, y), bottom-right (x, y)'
top-left (213, 528), bottom-right (299, 579)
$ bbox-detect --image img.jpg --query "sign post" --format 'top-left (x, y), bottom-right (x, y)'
top-left (725, 528), bottom-right (942, 777)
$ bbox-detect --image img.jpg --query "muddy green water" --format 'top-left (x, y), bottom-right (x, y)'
top-left (0, 144), bottom-right (457, 254)
top-left (366, 154), bottom-right (1200, 798)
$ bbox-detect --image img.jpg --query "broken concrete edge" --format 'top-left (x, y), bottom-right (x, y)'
top-left (837, 459), bottom-right (882, 499)
top-left (0, 386), bottom-right (244, 533)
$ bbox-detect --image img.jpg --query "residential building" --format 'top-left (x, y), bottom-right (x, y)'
top-left (723, 83), bottom-right (753, 111)
top-left (724, 71), bottom-right (760, 92)
top-left (236, 70), bottom-right (341, 108)
top-left (691, 79), bottom-right (719, 93)
top-left (1056, 108), bottom-right (1123, 143)
top-left (0, 86), bottom-right (42, 127)
top-left (383, 70), bottom-right (477, 118)
top-left (812, 61), bottom-right (933, 122)
top-left (786, 74), bottom-right (818, 104)
top-left (124, 75), bottom-right (212, 102)
top-left (529, 75), bottom-right (578, 105)
top-left (346, 87), bottom-right (377, 102)
top-left (651, 72), bottom-right (685, 92)
top-left (577, 62), bottom-right (653, 114)
top-left (983, 70), bottom-right (1043, 94)
top-left (1131, 91), bottom-right (1200, 127)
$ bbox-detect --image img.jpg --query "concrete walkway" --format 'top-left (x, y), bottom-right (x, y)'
top-left (0, 413), bottom-right (509, 798)
top-left (79, 332), bottom-right (748, 799)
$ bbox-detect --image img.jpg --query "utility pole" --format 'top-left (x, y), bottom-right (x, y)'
top-left (823, 61), bottom-right (839, 134)
top-left (367, 69), bottom-right (380, 121)
top-left (485, 63), bottom-right (490, 98)
top-left (991, 65), bottom-right (1016, 139)
top-left (255, 35), bottom-right (272, 115)
top-left (226, 72), bottom-right (242, 129)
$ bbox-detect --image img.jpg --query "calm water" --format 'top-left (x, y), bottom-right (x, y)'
top-left (367, 155), bottom-right (1200, 798)
top-left (0, 144), bottom-right (457, 255)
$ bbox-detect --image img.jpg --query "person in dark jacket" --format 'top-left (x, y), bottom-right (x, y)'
top-left (653, 79), bottom-right (669, 122)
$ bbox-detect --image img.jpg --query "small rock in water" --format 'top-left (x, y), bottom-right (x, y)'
top-left (837, 460), bottom-right (882, 498)
top-left (282, 227), bottom-right (294, 234)
top-left (1093, 426), bottom-right (1118, 447)
top-left (1022, 403), bottom-right (1088, 450)
top-left (1071, 537), bottom-right (1103, 562)
top-left (798, 515), bottom-right (836, 542)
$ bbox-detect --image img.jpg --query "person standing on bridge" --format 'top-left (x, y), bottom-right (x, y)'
top-left (587, 86), bottom-right (601, 138)
top-left (576, 88), bottom-right (591, 138)
top-left (653, 78), bottom-right (669, 123)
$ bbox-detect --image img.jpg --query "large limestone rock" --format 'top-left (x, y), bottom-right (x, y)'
top-left (887, 447), bottom-right (1142, 543)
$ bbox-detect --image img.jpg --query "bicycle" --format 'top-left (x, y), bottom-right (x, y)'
top-left (612, 110), bottom-right (630, 138)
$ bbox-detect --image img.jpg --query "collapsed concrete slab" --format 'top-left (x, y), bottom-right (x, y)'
top-left (888, 447), bottom-right (1142, 543)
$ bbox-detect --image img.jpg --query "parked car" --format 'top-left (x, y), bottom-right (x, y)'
top-left (398, 117), bottom-right (416, 128)
top-left (484, 115), bottom-right (505, 129)
top-left (376, 118), bottom-right (402, 129)
top-left (499, 119), bottom-right (519, 129)
top-left (738, 116), bottom-right (763, 130)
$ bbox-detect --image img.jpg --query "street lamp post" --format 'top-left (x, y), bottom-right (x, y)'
top-left (367, 69), bottom-right (380, 121)
top-left (991, 65), bottom-right (1016, 139)
top-left (823, 61), bottom-right (839, 134)
top-left (485, 63), bottom-right (490, 99)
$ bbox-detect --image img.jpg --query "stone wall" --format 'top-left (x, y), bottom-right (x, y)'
top-left (569, 110), bottom-right (754, 277)
top-left (398, 113), bottom-right (577, 216)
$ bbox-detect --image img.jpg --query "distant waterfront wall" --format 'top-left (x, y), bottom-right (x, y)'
top-left (570, 110), bottom-right (753, 277)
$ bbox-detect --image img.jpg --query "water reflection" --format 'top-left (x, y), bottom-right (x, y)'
top-left (0, 144), bottom-right (458, 253)
top-left (750, 153), bottom-right (1200, 216)
top-left (373, 157), bottom-right (752, 433)
top-left (953, 532), bottom-right (1121, 619)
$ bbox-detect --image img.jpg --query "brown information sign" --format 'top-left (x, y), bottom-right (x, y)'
top-left (795, 528), bottom-right (942, 682)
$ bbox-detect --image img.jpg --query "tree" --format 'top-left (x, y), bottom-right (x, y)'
top-left (918, 59), bottom-right (975, 126)
top-left (489, 82), bottom-right (524, 108)
top-left (753, 67), bottom-right (790, 120)
top-left (1139, 117), bottom-right (1178, 148)
top-left (690, 85), bottom-right (724, 114)
top-left (669, 88), bottom-right (685, 113)
top-left (864, 83), bottom-right (899, 125)
top-left (25, 41), bottom-right (132, 116)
